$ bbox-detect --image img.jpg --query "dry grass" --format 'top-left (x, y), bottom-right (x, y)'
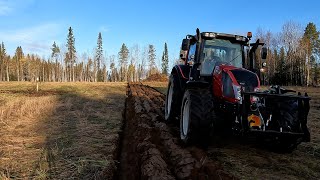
top-left (142, 81), bottom-right (168, 94)
top-left (0, 82), bottom-right (126, 179)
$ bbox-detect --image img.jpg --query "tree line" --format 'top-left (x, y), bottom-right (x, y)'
top-left (0, 21), bottom-right (319, 86)
top-left (0, 27), bottom-right (169, 82)
top-left (254, 21), bottom-right (320, 86)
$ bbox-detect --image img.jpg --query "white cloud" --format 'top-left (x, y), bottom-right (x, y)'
top-left (0, 23), bottom-right (61, 42)
top-left (0, 0), bottom-right (35, 16)
top-left (24, 42), bottom-right (51, 53)
top-left (0, 23), bottom-right (64, 55)
top-left (0, 1), bottom-right (12, 15)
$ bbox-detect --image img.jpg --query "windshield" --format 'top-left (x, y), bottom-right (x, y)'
top-left (200, 39), bottom-right (242, 75)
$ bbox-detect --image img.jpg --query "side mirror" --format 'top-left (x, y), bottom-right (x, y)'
top-left (181, 39), bottom-right (190, 51)
top-left (261, 47), bottom-right (267, 60)
top-left (180, 50), bottom-right (187, 60)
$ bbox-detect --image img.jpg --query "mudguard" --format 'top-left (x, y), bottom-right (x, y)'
top-left (171, 65), bottom-right (190, 91)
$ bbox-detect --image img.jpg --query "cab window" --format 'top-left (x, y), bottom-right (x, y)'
top-left (188, 43), bottom-right (196, 62)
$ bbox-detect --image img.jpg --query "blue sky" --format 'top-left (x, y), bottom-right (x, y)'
top-left (0, 0), bottom-right (319, 66)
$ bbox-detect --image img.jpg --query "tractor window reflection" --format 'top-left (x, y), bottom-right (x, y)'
top-left (188, 43), bottom-right (196, 63)
top-left (200, 39), bottom-right (242, 75)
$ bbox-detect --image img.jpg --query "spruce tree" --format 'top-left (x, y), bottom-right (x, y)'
top-left (66, 27), bottom-right (76, 81)
top-left (118, 43), bottom-right (129, 81)
top-left (95, 32), bottom-right (103, 82)
top-left (161, 42), bottom-right (169, 75)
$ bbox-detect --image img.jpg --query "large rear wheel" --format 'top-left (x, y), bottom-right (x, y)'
top-left (180, 89), bottom-right (215, 145)
top-left (165, 75), bottom-right (182, 122)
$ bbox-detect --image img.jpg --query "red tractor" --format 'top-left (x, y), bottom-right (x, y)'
top-left (165, 29), bottom-right (310, 151)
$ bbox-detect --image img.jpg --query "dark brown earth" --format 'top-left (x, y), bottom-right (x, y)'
top-left (117, 83), bottom-right (320, 180)
top-left (117, 84), bottom-right (235, 180)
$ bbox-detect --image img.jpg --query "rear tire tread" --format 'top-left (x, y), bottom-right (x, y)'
top-left (181, 89), bottom-right (216, 146)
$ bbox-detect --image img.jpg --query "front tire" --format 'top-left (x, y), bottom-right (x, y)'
top-left (180, 89), bottom-right (215, 145)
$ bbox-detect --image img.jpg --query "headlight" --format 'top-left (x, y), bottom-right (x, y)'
top-left (232, 84), bottom-right (242, 103)
top-left (236, 35), bottom-right (246, 41)
top-left (252, 87), bottom-right (260, 102)
top-left (203, 32), bottom-right (216, 38)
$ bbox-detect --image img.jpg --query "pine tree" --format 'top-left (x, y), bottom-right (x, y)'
top-left (118, 43), bottom-right (129, 81)
top-left (51, 41), bottom-right (60, 58)
top-left (304, 22), bottom-right (320, 52)
top-left (148, 44), bottom-right (156, 76)
top-left (66, 27), bottom-right (76, 82)
top-left (51, 41), bottom-right (60, 81)
top-left (161, 42), bottom-right (169, 75)
top-left (303, 22), bottom-right (320, 86)
top-left (95, 32), bottom-right (103, 82)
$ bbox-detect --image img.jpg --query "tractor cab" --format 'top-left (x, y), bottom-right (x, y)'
top-left (180, 29), bottom-right (266, 80)
top-left (180, 30), bottom-right (266, 103)
top-left (199, 38), bottom-right (243, 76)
top-left (183, 32), bottom-right (246, 71)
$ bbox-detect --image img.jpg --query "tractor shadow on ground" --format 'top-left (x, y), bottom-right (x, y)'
top-left (27, 88), bottom-right (124, 180)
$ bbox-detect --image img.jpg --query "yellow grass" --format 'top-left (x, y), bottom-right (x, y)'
top-left (0, 82), bottom-right (126, 179)
top-left (142, 81), bottom-right (168, 94)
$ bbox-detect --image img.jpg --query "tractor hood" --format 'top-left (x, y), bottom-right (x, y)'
top-left (219, 65), bottom-right (260, 92)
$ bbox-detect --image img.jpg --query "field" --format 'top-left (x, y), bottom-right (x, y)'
top-left (139, 83), bottom-right (320, 179)
top-left (0, 82), bottom-right (126, 179)
top-left (1, 81), bottom-right (320, 179)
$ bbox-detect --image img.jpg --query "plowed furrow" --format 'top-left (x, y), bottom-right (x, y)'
top-left (118, 84), bottom-right (235, 180)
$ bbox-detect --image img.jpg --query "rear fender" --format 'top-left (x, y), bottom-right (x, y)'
top-left (171, 65), bottom-right (190, 91)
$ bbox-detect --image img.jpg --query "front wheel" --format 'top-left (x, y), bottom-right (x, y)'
top-left (180, 89), bottom-right (215, 145)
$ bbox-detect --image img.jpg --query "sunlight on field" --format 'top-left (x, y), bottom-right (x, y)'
top-left (0, 82), bottom-right (126, 179)
top-left (143, 81), bottom-right (168, 94)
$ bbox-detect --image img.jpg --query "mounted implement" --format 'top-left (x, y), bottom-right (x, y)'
top-left (165, 29), bottom-right (310, 151)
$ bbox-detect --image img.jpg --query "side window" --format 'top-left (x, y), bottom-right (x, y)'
top-left (188, 43), bottom-right (196, 62)
top-left (222, 72), bottom-right (234, 98)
